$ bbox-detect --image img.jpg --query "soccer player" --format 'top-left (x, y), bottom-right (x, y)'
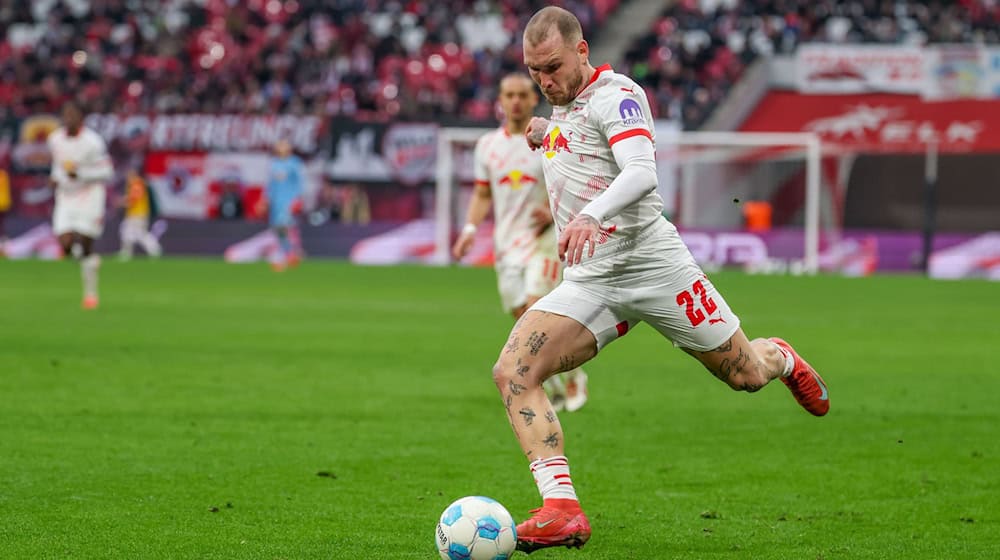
top-left (48, 101), bottom-right (113, 309)
top-left (495, 7), bottom-right (830, 553)
top-left (261, 139), bottom-right (305, 271)
top-left (453, 73), bottom-right (589, 413)
top-left (118, 169), bottom-right (162, 260)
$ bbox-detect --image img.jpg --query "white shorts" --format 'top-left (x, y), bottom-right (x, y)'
top-left (496, 251), bottom-right (561, 314)
top-left (531, 219), bottom-right (740, 351)
top-left (53, 186), bottom-right (106, 239)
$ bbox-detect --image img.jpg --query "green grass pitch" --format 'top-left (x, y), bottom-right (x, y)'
top-left (1, 259), bottom-right (998, 559)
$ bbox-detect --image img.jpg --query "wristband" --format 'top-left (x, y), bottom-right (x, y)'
top-left (461, 223), bottom-right (478, 236)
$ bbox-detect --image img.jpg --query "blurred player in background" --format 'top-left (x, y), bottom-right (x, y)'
top-left (260, 139), bottom-right (304, 271)
top-left (48, 101), bottom-right (113, 309)
top-left (453, 72), bottom-right (589, 413)
top-left (118, 169), bottom-right (162, 260)
top-left (495, 8), bottom-right (830, 553)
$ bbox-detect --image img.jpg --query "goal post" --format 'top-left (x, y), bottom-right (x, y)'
top-left (667, 131), bottom-right (823, 274)
top-left (434, 127), bottom-right (494, 265)
top-left (434, 127), bottom-right (826, 274)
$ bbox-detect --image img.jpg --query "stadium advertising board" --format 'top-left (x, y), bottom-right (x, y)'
top-left (86, 114), bottom-right (324, 154)
top-left (983, 47), bottom-right (1000, 98)
top-left (682, 229), bottom-right (998, 278)
top-left (923, 45), bottom-right (985, 100)
top-left (6, 209), bottom-right (989, 274)
top-left (798, 45), bottom-right (1000, 99)
top-left (7, 173), bottom-right (53, 217)
top-left (2, 215), bottom-right (396, 260)
top-left (741, 91), bottom-right (1000, 153)
top-left (10, 114), bottom-right (61, 173)
top-left (796, 45), bottom-right (925, 94)
top-left (325, 118), bottom-right (439, 185)
top-left (143, 151), bottom-right (324, 220)
top-left (348, 219), bottom-right (987, 275)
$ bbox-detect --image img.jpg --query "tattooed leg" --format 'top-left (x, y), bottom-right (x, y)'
top-left (493, 310), bottom-right (597, 461)
top-left (684, 328), bottom-right (785, 392)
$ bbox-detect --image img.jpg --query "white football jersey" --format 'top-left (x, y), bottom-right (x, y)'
top-left (47, 126), bottom-right (112, 194)
top-left (473, 127), bottom-right (556, 268)
top-left (540, 65), bottom-right (664, 260)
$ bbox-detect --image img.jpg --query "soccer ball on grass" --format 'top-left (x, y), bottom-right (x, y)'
top-left (435, 496), bottom-right (517, 560)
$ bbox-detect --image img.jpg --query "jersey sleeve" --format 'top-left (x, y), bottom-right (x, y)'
top-left (92, 134), bottom-right (111, 164)
top-left (593, 82), bottom-right (654, 148)
top-left (77, 132), bottom-right (113, 183)
top-left (472, 134), bottom-right (491, 189)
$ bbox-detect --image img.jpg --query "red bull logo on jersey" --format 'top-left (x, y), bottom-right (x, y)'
top-left (542, 127), bottom-right (572, 159)
top-left (498, 169), bottom-right (538, 191)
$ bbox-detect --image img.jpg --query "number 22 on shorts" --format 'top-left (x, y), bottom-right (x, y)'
top-left (676, 280), bottom-right (718, 327)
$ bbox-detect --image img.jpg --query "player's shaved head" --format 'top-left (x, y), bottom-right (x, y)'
top-left (522, 7), bottom-right (592, 106)
top-left (523, 6), bottom-right (583, 47)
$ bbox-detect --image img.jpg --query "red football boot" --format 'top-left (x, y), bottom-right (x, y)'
top-left (771, 337), bottom-right (829, 416)
top-left (81, 295), bottom-right (99, 310)
top-left (516, 498), bottom-right (591, 553)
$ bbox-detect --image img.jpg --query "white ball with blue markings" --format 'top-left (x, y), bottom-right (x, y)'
top-left (435, 496), bottom-right (517, 560)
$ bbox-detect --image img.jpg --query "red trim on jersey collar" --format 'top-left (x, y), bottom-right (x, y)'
top-left (609, 128), bottom-right (652, 147)
top-left (582, 64), bottom-right (612, 91)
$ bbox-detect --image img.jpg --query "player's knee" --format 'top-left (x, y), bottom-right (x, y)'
top-left (492, 359), bottom-right (509, 389)
top-left (492, 355), bottom-right (544, 390)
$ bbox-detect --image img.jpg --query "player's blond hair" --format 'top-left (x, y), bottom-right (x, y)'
top-left (523, 6), bottom-right (583, 47)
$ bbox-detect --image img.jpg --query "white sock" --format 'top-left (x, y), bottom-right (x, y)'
top-left (530, 455), bottom-right (578, 502)
top-left (142, 233), bottom-right (162, 257)
top-left (81, 254), bottom-right (100, 298)
top-left (774, 343), bottom-right (794, 377)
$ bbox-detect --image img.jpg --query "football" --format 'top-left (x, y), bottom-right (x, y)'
top-left (435, 496), bottom-right (517, 560)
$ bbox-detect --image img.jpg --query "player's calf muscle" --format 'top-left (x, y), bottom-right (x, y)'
top-left (492, 311), bottom-right (595, 460)
top-left (492, 349), bottom-right (562, 459)
top-left (687, 330), bottom-right (774, 392)
top-left (496, 379), bottom-right (563, 459)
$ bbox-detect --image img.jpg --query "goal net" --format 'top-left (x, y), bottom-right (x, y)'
top-left (434, 128), bottom-right (834, 274)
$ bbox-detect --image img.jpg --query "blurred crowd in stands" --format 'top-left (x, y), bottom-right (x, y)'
top-left (624, 0), bottom-right (1000, 128)
top-left (0, 0), bottom-right (617, 122)
top-left (0, 0), bottom-right (997, 130)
